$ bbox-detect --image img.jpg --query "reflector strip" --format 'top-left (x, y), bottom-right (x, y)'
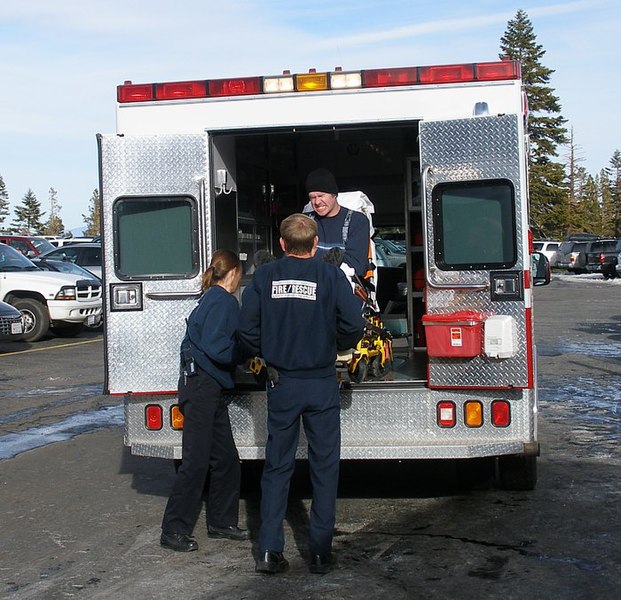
top-left (491, 400), bottom-right (511, 427)
top-left (145, 404), bottom-right (163, 430)
top-left (437, 401), bottom-right (456, 428)
top-left (156, 80), bottom-right (207, 100)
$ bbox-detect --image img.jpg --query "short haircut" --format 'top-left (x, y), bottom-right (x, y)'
top-left (280, 213), bottom-right (317, 255)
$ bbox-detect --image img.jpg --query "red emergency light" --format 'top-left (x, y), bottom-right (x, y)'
top-left (117, 60), bottom-right (521, 103)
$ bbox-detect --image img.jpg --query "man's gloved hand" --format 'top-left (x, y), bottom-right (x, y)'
top-left (323, 247), bottom-right (345, 266)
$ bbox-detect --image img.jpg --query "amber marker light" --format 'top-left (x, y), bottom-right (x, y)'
top-left (171, 405), bottom-right (184, 430)
top-left (464, 401), bottom-right (484, 428)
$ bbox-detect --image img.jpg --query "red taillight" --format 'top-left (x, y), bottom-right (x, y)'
top-left (419, 63), bottom-right (474, 84)
top-left (155, 80), bottom-right (207, 100)
top-left (491, 400), bottom-right (511, 427)
top-left (208, 77), bottom-right (262, 97)
top-left (363, 67), bottom-right (418, 87)
top-left (437, 401), bottom-right (456, 428)
top-left (117, 83), bottom-right (154, 103)
top-left (145, 405), bottom-right (163, 430)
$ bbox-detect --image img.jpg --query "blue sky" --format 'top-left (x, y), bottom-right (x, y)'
top-left (1, 0), bottom-right (619, 231)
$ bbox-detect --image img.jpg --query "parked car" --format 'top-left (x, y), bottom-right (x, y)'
top-left (0, 300), bottom-right (24, 341)
top-left (39, 242), bottom-right (102, 279)
top-left (0, 234), bottom-right (56, 257)
top-left (555, 239), bottom-right (600, 274)
top-left (374, 238), bottom-right (407, 268)
top-left (0, 243), bottom-right (102, 342)
top-left (585, 239), bottom-right (621, 275)
top-left (533, 240), bottom-right (561, 267)
top-left (32, 258), bottom-right (103, 329)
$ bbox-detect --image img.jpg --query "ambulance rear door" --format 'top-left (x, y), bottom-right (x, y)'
top-left (99, 133), bottom-right (209, 395)
top-left (419, 114), bottom-right (532, 389)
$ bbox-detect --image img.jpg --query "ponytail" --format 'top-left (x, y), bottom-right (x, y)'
top-left (201, 249), bottom-right (241, 292)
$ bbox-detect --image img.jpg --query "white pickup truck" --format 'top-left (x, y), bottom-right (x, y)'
top-left (0, 243), bottom-right (102, 342)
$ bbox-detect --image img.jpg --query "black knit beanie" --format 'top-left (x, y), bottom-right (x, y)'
top-left (305, 168), bottom-right (338, 194)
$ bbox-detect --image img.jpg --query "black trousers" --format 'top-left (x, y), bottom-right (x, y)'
top-left (161, 369), bottom-right (241, 535)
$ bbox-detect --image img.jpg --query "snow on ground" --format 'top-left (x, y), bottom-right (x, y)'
top-left (552, 271), bottom-right (621, 285)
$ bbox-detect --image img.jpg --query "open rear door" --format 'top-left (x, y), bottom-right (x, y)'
top-left (419, 114), bottom-right (532, 389)
top-left (99, 133), bottom-right (208, 395)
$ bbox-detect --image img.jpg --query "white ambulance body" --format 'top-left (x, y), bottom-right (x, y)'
top-left (99, 60), bottom-right (546, 490)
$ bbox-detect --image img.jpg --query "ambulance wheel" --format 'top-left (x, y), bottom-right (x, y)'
top-left (496, 454), bottom-right (537, 491)
top-left (13, 298), bottom-right (50, 342)
top-left (351, 358), bottom-right (368, 383)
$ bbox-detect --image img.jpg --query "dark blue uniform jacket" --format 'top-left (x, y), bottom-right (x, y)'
top-left (238, 255), bottom-right (366, 378)
top-left (184, 285), bottom-right (242, 389)
top-left (312, 207), bottom-right (370, 277)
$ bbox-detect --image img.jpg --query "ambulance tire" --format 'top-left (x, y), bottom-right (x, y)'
top-left (496, 454), bottom-right (537, 491)
top-left (351, 357), bottom-right (368, 383)
top-left (13, 298), bottom-right (50, 342)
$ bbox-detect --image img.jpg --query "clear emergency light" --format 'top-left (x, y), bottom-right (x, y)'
top-left (117, 60), bottom-right (520, 103)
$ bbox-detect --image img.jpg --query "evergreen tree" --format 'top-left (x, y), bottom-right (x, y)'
top-left (500, 10), bottom-right (568, 238)
top-left (42, 187), bottom-right (65, 236)
top-left (82, 188), bottom-right (101, 236)
top-left (0, 174), bottom-right (10, 230)
top-left (608, 150), bottom-right (621, 237)
top-left (12, 189), bottom-right (45, 234)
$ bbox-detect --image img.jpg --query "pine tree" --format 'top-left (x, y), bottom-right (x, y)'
top-left (608, 150), bottom-right (621, 237)
top-left (0, 174), bottom-right (10, 230)
top-left (82, 188), bottom-right (101, 236)
top-left (500, 10), bottom-right (568, 238)
top-left (12, 189), bottom-right (45, 234)
top-left (42, 187), bottom-right (65, 235)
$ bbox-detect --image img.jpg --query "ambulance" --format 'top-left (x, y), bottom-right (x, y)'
top-left (98, 59), bottom-right (550, 491)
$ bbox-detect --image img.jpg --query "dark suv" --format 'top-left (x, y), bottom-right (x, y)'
top-left (585, 239), bottom-right (621, 276)
top-left (556, 239), bottom-right (599, 273)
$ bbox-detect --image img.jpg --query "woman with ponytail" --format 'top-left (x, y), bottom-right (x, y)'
top-left (161, 249), bottom-right (248, 552)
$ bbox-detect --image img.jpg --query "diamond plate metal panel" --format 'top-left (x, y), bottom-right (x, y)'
top-left (420, 114), bottom-right (524, 288)
top-left (125, 386), bottom-right (536, 460)
top-left (419, 115), bottom-right (529, 387)
top-left (100, 134), bottom-right (210, 394)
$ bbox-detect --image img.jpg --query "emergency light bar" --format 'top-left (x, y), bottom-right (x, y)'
top-left (117, 60), bottom-right (520, 103)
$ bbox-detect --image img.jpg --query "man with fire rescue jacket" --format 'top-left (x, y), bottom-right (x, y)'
top-left (305, 168), bottom-right (371, 280)
top-left (238, 213), bottom-right (365, 575)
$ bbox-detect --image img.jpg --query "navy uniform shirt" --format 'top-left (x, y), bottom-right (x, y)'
top-left (238, 255), bottom-right (366, 378)
top-left (185, 285), bottom-right (242, 389)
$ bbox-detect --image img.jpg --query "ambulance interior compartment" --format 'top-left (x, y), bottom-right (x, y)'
top-left (212, 123), bottom-right (427, 384)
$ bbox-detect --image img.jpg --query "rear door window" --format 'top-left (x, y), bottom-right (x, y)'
top-left (113, 196), bottom-right (198, 279)
top-left (432, 179), bottom-right (517, 270)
